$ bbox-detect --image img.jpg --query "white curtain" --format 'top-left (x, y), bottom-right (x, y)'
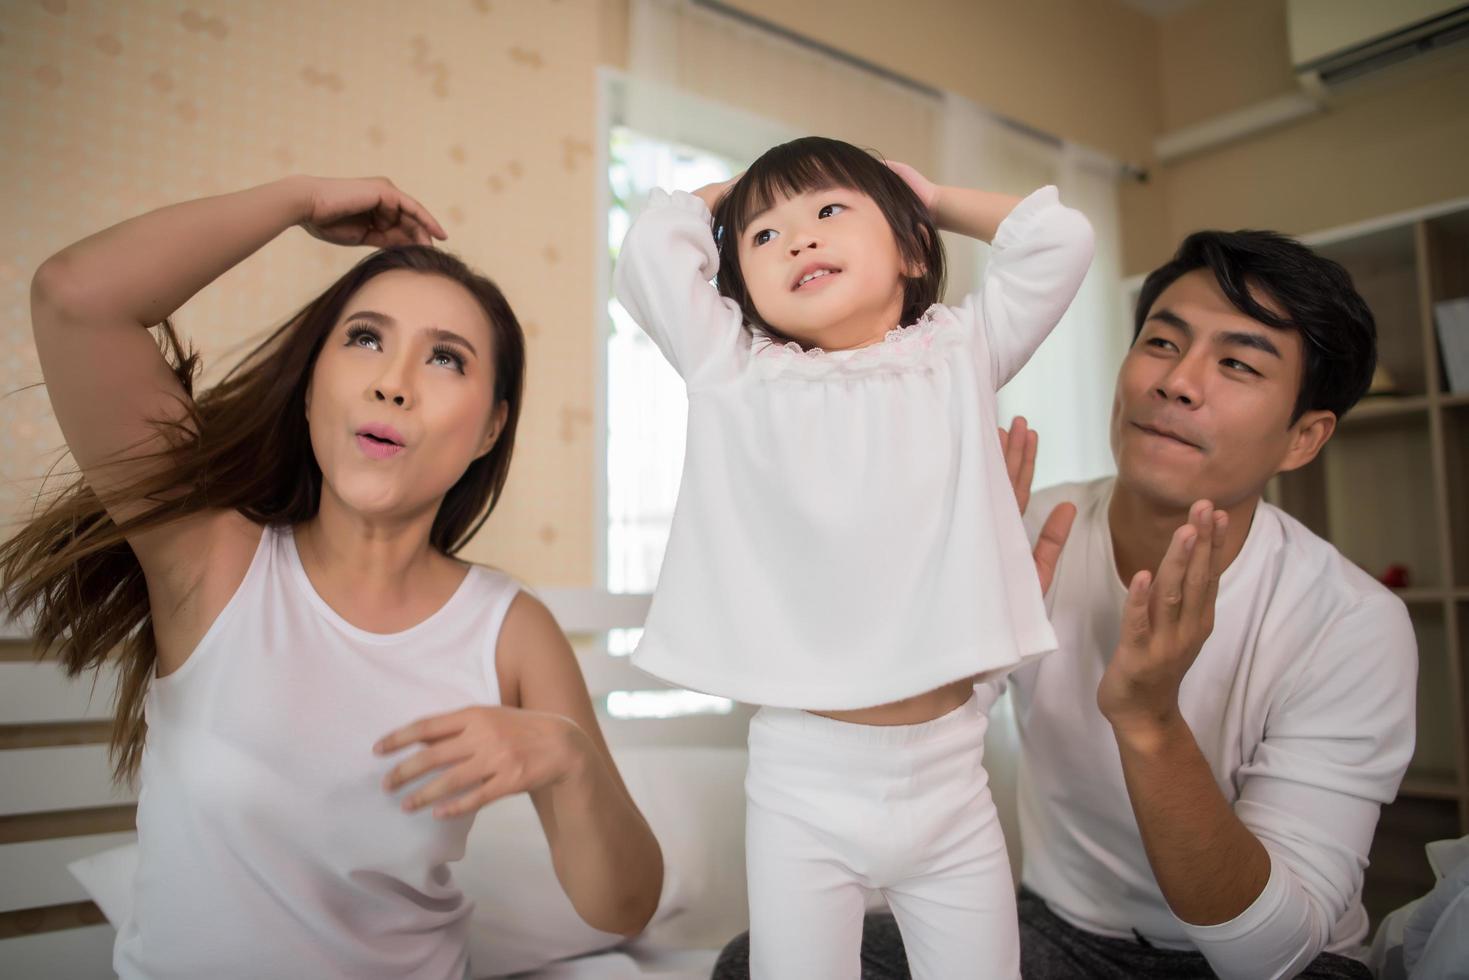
top-left (622, 0), bottom-right (800, 164)
top-left (939, 94), bottom-right (1128, 491)
top-left (624, 0), bottom-right (941, 173)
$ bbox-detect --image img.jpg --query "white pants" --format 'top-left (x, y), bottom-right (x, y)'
top-left (744, 692), bottom-right (1018, 980)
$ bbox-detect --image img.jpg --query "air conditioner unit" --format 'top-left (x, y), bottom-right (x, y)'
top-left (1288, 0), bottom-right (1469, 98)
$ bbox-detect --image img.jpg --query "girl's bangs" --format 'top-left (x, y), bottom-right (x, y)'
top-left (727, 143), bottom-right (885, 234)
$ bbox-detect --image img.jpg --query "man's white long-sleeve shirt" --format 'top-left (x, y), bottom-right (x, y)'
top-left (1012, 477), bottom-right (1417, 979)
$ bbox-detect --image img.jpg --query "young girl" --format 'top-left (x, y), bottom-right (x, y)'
top-left (5, 175), bottom-right (662, 978)
top-left (613, 137), bottom-right (1093, 978)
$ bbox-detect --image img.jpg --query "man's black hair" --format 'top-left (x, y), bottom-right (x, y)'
top-left (1135, 230), bottom-right (1377, 422)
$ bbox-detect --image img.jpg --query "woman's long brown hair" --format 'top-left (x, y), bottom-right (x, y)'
top-left (0, 246), bottom-right (526, 783)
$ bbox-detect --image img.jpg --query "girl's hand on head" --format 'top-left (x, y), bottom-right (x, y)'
top-left (885, 160), bottom-right (939, 212)
top-left (376, 705), bottom-right (590, 819)
top-left (294, 175), bottom-right (448, 248)
top-left (692, 173), bottom-right (742, 212)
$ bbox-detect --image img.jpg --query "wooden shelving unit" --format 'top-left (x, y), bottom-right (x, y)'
top-left (1269, 200), bottom-right (1469, 834)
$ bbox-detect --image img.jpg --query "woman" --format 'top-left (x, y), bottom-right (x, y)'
top-left (4, 175), bottom-right (662, 978)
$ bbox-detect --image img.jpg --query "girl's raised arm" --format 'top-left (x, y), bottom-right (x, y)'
top-left (888, 162), bottom-right (1094, 389)
top-left (613, 183), bottom-right (746, 388)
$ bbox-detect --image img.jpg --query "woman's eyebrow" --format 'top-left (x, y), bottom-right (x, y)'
top-left (428, 328), bottom-right (477, 357)
top-left (344, 309), bottom-right (394, 327)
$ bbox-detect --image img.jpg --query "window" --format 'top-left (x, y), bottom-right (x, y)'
top-left (600, 126), bottom-right (740, 719)
top-left (604, 127), bottom-right (738, 653)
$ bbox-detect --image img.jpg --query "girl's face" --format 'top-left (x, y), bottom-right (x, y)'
top-left (305, 270), bottom-right (506, 523)
top-left (736, 186), bottom-right (912, 350)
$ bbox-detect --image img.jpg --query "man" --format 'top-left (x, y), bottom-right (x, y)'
top-left (713, 230), bottom-right (1417, 979)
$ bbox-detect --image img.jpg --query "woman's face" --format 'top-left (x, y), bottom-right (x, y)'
top-left (305, 270), bottom-right (506, 523)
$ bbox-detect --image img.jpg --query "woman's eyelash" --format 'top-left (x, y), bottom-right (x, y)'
top-left (431, 344), bottom-right (466, 373)
top-left (346, 326), bottom-right (463, 373)
top-left (345, 324), bottom-right (381, 348)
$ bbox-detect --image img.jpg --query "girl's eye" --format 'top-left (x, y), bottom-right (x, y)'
top-left (818, 203), bottom-right (846, 219)
top-left (430, 345), bottom-right (466, 374)
top-left (752, 228), bottom-right (775, 247)
top-left (345, 325), bottom-right (382, 350)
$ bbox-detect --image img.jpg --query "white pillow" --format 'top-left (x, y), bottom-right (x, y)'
top-left (68, 746), bottom-right (752, 978)
top-left (465, 746), bottom-right (750, 976)
top-left (68, 839), bottom-right (138, 931)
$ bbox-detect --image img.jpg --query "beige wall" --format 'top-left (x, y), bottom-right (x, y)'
top-left (1128, 0), bottom-right (1469, 275)
top-left (715, 0), bottom-right (1163, 166)
top-left (1156, 0), bottom-right (1296, 132)
top-left (1147, 48), bottom-right (1469, 269)
top-left (0, 0), bottom-right (605, 586)
top-left (706, 0), bottom-right (1469, 277)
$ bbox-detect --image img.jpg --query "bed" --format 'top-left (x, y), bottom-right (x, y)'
top-left (0, 590), bottom-right (1025, 978)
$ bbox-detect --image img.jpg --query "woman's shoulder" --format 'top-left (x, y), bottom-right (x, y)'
top-left (484, 586), bottom-right (580, 709)
top-left (451, 560), bottom-right (526, 623)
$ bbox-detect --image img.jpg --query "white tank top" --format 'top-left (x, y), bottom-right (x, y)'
top-left (115, 524), bottom-right (521, 979)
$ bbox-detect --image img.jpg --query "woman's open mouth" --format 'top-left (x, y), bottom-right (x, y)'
top-left (355, 424), bottom-right (406, 460)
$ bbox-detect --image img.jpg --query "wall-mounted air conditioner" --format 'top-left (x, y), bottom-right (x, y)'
top-left (1149, 0), bottom-right (1469, 164)
top-left (1288, 0), bottom-right (1469, 98)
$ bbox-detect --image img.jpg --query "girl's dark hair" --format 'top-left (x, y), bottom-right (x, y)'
top-left (1134, 230), bottom-right (1377, 422)
top-left (711, 136), bottom-right (945, 341)
top-left (1, 245), bottom-right (526, 782)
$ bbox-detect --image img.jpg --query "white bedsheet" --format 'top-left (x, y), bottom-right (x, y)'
top-left (520, 945), bottom-right (720, 979)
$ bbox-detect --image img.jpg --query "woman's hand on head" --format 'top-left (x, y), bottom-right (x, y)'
top-left (376, 705), bottom-right (590, 819)
top-left (294, 175), bottom-right (448, 248)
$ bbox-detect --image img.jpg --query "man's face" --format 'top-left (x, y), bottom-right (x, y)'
top-left (1110, 268), bottom-right (1333, 511)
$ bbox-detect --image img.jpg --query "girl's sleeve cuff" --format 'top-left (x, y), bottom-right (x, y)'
top-left (991, 185), bottom-right (1063, 250)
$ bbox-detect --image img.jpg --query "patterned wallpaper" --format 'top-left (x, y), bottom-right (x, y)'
top-left (0, 0), bottom-right (602, 586)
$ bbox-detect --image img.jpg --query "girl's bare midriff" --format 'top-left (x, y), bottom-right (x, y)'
top-left (810, 675), bottom-right (977, 727)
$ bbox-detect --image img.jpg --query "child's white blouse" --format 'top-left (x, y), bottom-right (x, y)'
top-left (614, 186), bottom-right (1094, 709)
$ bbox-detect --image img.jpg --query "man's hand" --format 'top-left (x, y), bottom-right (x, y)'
top-left (1098, 501), bottom-right (1228, 745)
top-left (998, 416), bottom-right (1075, 596)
